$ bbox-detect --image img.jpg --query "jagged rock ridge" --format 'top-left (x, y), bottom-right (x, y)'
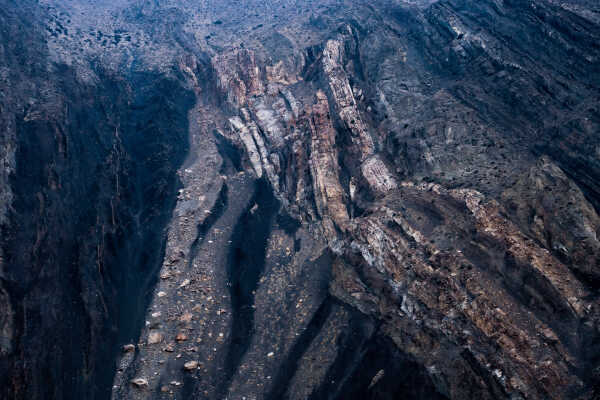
top-left (0, 0), bottom-right (599, 399)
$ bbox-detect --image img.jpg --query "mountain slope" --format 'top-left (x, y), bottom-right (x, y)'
top-left (0, 0), bottom-right (599, 399)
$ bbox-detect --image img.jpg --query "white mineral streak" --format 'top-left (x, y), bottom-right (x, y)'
top-left (322, 37), bottom-right (396, 195)
top-left (361, 156), bottom-right (398, 193)
top-left (322, 39), bottom-right (375, 160)
top-left (308, 91), bottom-right (349, 233)
top-left (229, 116), bottom-right (263, 178)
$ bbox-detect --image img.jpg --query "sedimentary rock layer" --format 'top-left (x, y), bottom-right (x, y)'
top-left (0, 0), bottom-right (599, 399)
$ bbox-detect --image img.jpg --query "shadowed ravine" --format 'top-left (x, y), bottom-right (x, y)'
top-left (223, 179), bottom-right (280, 394)
top-left (1, 55), bottom-right (194, 398)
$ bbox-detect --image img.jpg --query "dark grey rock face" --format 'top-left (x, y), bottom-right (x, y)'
top-left (0, 0), bottom-right (599, 399)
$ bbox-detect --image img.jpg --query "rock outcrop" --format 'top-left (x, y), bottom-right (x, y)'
top-left (0, 0), bottom-right (599, 399)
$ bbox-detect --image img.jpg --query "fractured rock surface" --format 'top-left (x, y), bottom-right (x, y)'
top-left (0, 0), bottom-right (599, 399)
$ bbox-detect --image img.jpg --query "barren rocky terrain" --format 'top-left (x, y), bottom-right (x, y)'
top-left (0, 0), bottom-right (599, 399)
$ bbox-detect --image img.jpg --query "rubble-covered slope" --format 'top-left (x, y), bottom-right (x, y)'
top-left (1, 0), bottom-right (599, 399)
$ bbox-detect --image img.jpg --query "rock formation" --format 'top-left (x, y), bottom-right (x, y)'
top-left (0, 0), bottom-right (599, 399)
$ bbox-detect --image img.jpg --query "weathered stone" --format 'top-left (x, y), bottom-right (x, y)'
top-left (175, 332), bottom-right (188, 342)
top-left (147, 332), bottom-right (163, 345)
top-left (122, 344), bottom-right (135, 353)
top-left (183, 361), bottom-right (199, 371)
top-left (130, 378), bottom-right (148, 388)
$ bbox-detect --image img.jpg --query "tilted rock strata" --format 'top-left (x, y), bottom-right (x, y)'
top-left (0, 0), bottom-right (599, 399)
